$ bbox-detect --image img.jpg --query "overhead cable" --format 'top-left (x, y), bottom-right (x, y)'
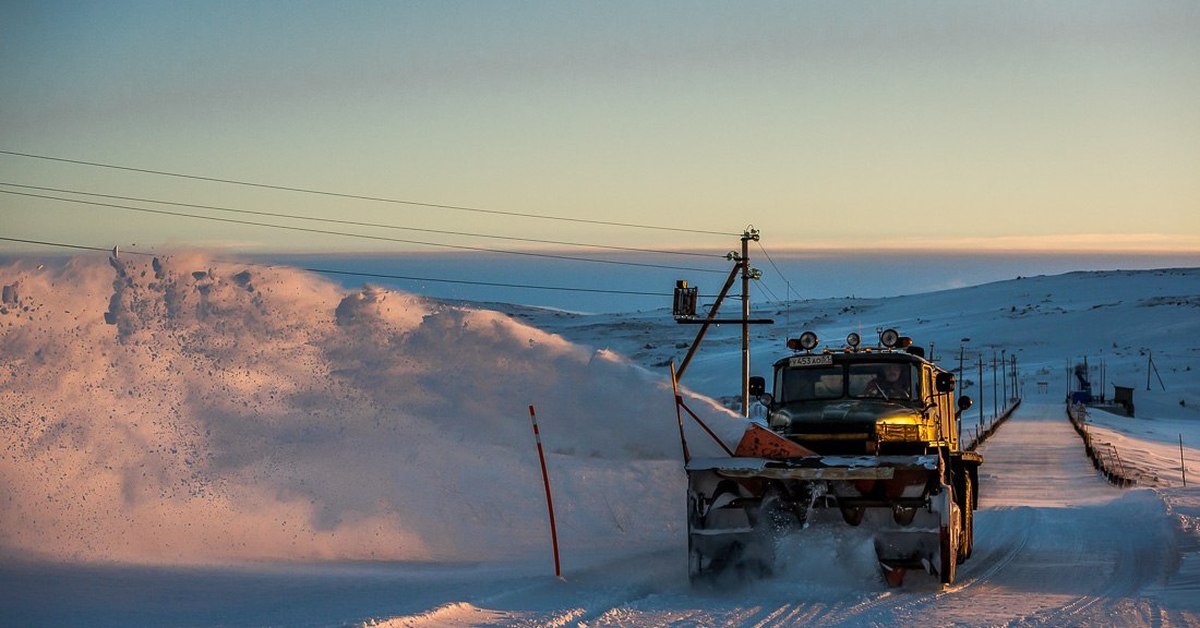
top-left (0, 181), bottom-right (718, 259)
top-left (0, 189), bottom-right (727, 275)
top-left (756, 280), bottom-right (783, 304)
top-left (0, 149), bottom-right (736, 236)
top-left (0, 236), bottom-right (742, 300)
top-left (756, 240), bottom-right (796, 302)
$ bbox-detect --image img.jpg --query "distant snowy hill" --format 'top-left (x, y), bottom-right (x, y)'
top-left (509, 267), bottom-right (1200, 413)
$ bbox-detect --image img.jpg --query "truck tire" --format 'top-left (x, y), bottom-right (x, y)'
top-left (957, 475), bottom-right (974, 563)
top-left (940, 484), bottom-right (958, 585)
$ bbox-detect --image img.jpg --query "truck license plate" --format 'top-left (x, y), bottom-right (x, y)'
top-left (789, 355), bottom-right (833, 367)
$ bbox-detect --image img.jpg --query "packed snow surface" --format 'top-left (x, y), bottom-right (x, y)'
top-left (1, 256), bottom-right (1198, 626)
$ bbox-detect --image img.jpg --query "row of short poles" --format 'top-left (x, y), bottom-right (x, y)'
top-left (958, 343), bottom-right (1022, 451)
top-left (964, 399), bottom-right (1020, 452)
top-left (1066, 403), bottom-right (1155, 487)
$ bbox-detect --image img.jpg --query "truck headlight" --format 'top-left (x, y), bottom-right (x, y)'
top-left (876, 421), bottom-right (921, 442)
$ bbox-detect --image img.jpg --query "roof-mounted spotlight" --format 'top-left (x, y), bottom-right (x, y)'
top-left (787, 331), bottom-right (819, 352)
top-left (879, 328), bottom-right (900, 348)
top-left (846, 332), bottom-right (861, 349)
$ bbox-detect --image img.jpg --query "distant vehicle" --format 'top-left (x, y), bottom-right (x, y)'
top-left (686, 329), bottom-right (981, 586)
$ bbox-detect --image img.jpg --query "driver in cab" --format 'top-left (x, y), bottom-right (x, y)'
top-left (867, 364), bottom-right (911, 400)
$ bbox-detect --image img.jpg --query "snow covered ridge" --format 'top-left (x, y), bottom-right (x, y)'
top-left (511, 266), bottom-right (1200, 410)
top-left (0, 254), bottom-right (740, 564)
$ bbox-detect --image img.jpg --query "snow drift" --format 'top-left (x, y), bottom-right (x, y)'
top-left (0, 254), bottom-right (740, 564)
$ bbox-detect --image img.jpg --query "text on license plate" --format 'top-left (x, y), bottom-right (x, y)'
top-left (789, 354), bottom-right (833, 367)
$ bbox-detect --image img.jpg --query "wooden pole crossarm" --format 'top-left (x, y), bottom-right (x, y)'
top-left (675, 318), bottom-right (774, 325)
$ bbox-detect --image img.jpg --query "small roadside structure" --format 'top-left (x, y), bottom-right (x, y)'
top-left (1112, 385), bottom-right (1135, 417)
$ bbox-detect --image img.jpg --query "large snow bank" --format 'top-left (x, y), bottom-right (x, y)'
top-left (0, 254), bottom-right (740, 564)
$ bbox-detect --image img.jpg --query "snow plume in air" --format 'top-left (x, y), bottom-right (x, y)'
top-left (0, 254), bottom-right (739, 564)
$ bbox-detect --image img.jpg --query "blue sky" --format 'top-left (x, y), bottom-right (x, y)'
top-left (2, 1), bottom-right (1198, 256)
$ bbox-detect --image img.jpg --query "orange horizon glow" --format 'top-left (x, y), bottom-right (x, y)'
top-left (761, 233), bottom-right (1200, 256)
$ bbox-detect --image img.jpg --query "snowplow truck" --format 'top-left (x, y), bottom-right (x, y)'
top-left (686, 329), bottom-right (980, 586)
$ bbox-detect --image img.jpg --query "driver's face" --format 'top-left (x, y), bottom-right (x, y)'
top-left (884, 365), bottom-right (902, 381)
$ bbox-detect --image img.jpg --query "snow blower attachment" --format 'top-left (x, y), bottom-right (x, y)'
top-left (683, 330), bottom-right (982, 586)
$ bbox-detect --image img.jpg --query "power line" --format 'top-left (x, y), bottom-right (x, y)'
top-left (0, 148), bottom-right (737, 237)
top-left (0, 181), bottom-right (719, 259)
top-left (0, 188), bottom-right (727, 275)
top-left (755, 239), bottom-right (796, 333)
top-left (755, 240), bottom-right (796, 302)
top-left (0, 236), bottom-right (740, 300)
top-left (756, 280), bottom-right (783, 304)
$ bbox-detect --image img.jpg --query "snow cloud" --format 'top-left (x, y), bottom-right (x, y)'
top-left (0, 254), bottom-right (739, 564)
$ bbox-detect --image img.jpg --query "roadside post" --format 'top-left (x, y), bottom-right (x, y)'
top-left (528, 405), bottom-right (562, 579)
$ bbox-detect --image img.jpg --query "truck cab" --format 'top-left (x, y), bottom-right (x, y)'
top-left (760, 350), bottom-right (964, 456)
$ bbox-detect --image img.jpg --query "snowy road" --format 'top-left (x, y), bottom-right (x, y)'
top-left (412, 403), bottom-right (1180, 624)
top-left (377, 401), bottom-right (1194, 626)
top-left (4, 403), bottom-right (1194, 627)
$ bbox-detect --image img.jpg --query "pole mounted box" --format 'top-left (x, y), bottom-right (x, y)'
top-left (673, 280), bottom-right (698, 319)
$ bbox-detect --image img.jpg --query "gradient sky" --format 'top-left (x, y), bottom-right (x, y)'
top-left (2, 1), bottom-right (1198, 256)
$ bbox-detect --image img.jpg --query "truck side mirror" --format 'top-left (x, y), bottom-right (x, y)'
top-left (936, 372), bottom-right (956, 393)
top-left (748, 376), bottom-right (766, 397)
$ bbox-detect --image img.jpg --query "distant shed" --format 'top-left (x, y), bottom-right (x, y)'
top-left (1112, 385), bottom-right (1135, 416)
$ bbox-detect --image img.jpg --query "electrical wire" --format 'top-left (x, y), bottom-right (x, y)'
top-left (0, 181), bottom-right (720, 259)
top-left (0, 236), bottom-right (743, 300)
top-left (756, 280), bottom-right (783, 304)
top-left (754, 240), bottom-right (795, 300)
top-left (0, 149), bottom-right (737, 236)
top-left (0, 189), bottom-right (728, 275)
top-left (755, 239), bottom-right (797, 332)
top-left (755, 241), bottom-right (800, 306)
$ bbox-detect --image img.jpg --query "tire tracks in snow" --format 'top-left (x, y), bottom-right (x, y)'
top-left (1004, 490), bottom-right (1178, 627)
top-left (804, 506), bottom-right (1036, 625)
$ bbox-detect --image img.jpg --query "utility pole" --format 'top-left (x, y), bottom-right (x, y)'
top-left (978, 354), bottom-right (985, 432)
top-left (1065, 359), bottom-right (1070, 401)
top-left (1147, 351), bottom-right (1152, 391)
top-left (1011, 355), bottom-right (1018, 401)
top-left (1100, 358), bottom-right (1106, 402)
top-left (672, 229), bottom-right (771, 417)
top-left (740, 231), bottom-right (752, 416)
top-left (1001, 349), bottom-right (1007, 405)
top-left (992, 351), bottom-right (998, 420)
top-left (1147, 350), bottom-right (1166, 392)
top-left (958, 338), bottom-right (970, 397)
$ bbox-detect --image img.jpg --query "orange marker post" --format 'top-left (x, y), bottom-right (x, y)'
top-left (528, 405), bottom-right (562, 579)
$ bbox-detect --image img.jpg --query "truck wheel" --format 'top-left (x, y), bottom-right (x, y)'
top-left (957, 475), bottom-right (974, 563)
top-left (687, 534), bottom-right (703, 582)
top-left (939, 486), bottom-right (958, 585)
top-left (687, 495), bottom-right (700, 582)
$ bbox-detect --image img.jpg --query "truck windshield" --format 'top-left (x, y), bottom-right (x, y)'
top-left (774, 366), bottom-right (843, 402)
top-left (775, 362), bottom-right (919, 402)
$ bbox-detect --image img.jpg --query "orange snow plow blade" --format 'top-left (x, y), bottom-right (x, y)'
top-left (734, 423), bottom-right (816, 459)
